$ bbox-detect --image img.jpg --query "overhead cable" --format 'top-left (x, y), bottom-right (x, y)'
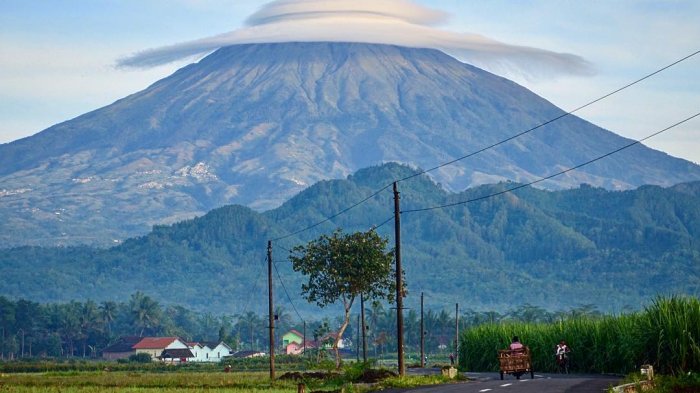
top-left (270, 50), bottom-right (700, 240)
top-left (396, 50), bottom-right (700, 184)
top-left (272, 256), bottom-right (305, 323)
top-left (403, 111), bottom-right (700, 213)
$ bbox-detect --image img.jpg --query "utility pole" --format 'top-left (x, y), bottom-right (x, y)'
top-left (18, 328), bottom-right (24, 358)
top-left (420, 292), bottom-right (425, 368)
top-left (303, 321), bottom-right (306, 358)
top-left (356, 314), bottom-right (360, 362)
top-left (454, 303), bottom-right (459, 366)
top-left (393, 182), bottom-right (405, 376)
top-left (267, 240), bottom-right (275, 380)
top-left (361, 293), bottom-right (367, 363)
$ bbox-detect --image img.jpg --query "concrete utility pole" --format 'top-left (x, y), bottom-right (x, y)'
top-left (393, 182), bottom-right (405, 376)
top-left (420, 292), bottom-right (425, 368)
top-left (267, 240), bottom-right (275, 380)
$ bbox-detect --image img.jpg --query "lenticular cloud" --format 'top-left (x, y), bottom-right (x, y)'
top-left (117, 0), bottom-right (593, 79)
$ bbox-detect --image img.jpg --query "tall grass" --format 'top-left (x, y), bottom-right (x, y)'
top-left (459, 296), bottom-right (700, 375)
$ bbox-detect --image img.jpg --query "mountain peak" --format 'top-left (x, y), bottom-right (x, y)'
top-left (1, 42), bottom-right (699, 247)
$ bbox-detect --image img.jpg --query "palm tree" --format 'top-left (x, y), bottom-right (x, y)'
top-left (235, 311), bottom-right (260, 350)
top-left (79, 300), bottom-right (98, 357)
top-left (199, 312), bottom-right (219, 340)
top-left (129, 292), bottom-right (162, 337)
top-left (59, 302), bottom-right (82, 357)
top-left (99, 301), bottom-right (117, 337)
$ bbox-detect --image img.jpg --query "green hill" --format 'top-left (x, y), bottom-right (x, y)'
top-left (1, 163), bottom-right (698, 315)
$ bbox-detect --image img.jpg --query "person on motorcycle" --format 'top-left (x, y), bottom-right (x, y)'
top-left (555, 340), bottom-right (571, 372)
top-left (555, 340), bottom-right (570, 356)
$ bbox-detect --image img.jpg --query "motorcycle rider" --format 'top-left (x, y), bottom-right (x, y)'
top-left (555, 340), bottom-right (571, 356)
top-left (555, 340), bottom-right (571, 372)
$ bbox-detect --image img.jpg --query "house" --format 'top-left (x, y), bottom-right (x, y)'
top-left (132, 337), bottom-right (188, 360)
top-left (286, 339), bottom-right (317, 355)
top-left (322, 332), bottom-right (346, 349)
top-left (202, 341), bottom-right (233, 362)
top-left (282, 330), bottom-right (304, 347)
top-left (285, 334), bottom-right (349, 355)
top-left (186, 341), bottom-right (233, 362)
top-left (232, 350), bottom-right (266, 358)
top-left (187, 342), bottom-right (206, 362)
top-left (102, 336), bottom-right (142, 360)
top-left (160, 348), bottom-right (194, 363)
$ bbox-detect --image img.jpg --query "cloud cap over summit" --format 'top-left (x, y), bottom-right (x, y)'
top-left (117, 0), bottom-right (593, 79)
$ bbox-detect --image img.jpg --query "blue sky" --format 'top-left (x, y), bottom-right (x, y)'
top-left (1, 0), bottom-right (698, 164)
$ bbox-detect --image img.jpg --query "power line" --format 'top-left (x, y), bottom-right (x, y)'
top-left (271, 184), bottom-right (393, 242)
top-left (403, 111), bottom-right (700, 213)
top-left (269, 49), bottom-right (699, 240)
top-left (273, 242), bottom-right (293, 254)
top-left (240, 254), bottom-right (268, 316)
top-left (272, 251), bottom-right (305, 323)
top-left (374, 214), bottom-right (396, 231)
top-left (396, 49), bottom-right (700, 184)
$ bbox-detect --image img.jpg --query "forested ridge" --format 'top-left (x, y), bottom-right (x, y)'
top-left (1, 163), bottom-right (698, 315)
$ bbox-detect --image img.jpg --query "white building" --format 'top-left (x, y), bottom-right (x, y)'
top-left (187, 341), bottom-right (233, 362)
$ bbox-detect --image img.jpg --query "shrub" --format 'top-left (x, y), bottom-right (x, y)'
top-left (129, 353), bottom-right (153, 363)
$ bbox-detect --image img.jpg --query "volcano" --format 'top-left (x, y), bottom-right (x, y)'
top-left (1, 42), bottom-right (698, 247)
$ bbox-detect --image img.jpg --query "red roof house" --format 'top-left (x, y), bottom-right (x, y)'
top-left (132, 337), bottom-right (188, 360)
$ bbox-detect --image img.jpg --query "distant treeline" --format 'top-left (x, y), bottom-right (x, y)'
top-left (1, 292), bottom-right (605, 360)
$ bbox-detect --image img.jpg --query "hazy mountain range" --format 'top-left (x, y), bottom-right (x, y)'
top-left (1, 42), bottom-right (699, 248)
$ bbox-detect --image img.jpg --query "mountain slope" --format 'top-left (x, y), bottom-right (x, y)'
top-left (0, 164), bottom-right (698, 314)
top-left (1, 42), bottom-right (699, 247)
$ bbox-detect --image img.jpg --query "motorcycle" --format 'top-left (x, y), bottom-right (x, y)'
top-left (555, 351), bottom-right (570, 374)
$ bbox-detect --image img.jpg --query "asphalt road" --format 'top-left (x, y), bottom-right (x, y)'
top-left (403, 370), bottom-right (622, 393)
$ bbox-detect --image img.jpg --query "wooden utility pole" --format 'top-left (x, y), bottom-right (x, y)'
top-left (267, 240), bottom-right (275, 380)
top-left (393, 182), bottom-right (405, 376)
top-left (420, 292), bottom-right (425, 368)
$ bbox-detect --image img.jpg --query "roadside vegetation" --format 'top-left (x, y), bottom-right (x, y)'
top-left (460, 296), bottom-right (700, 375)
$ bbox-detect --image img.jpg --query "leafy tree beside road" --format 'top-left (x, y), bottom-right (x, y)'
top-left (289, 229), bottom-right (396, 369)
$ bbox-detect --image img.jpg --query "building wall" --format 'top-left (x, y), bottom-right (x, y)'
top-left (189, 345), bottom-right (205, 362)
top-left (134, 348), bottom-right (161, 359)
top-left (103, 351), bottom-right (134, 360)
top-left (165, 340), bottom-right (188, 350)
top-left (208, 344), bottom-right (231, 361)
top-left (282, 332), bottom-right (303, 346)
top-left (134, 339), bottom-right (189, 360)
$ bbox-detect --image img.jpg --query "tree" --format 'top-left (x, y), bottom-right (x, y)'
top-left (129, 292), bottom-right (162, 337)
top-left (235, 311), bottom-right (260, 350)
top-left (99, 301), bottom-right (117, 337)
top-left (79, 300), bottom-right (99, 357)
top-left (289, 228), bottom-right (396, 369)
